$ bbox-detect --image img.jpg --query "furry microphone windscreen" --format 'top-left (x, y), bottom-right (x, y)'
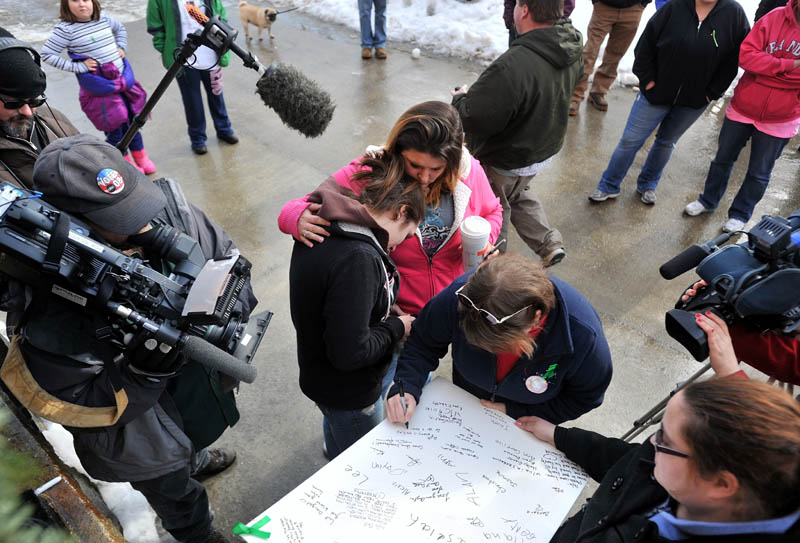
top-left (256, 63), bottom-right (335, 138)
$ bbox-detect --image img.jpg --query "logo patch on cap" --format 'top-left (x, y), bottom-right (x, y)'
top-left (96, 168), bottom-right (125, 195)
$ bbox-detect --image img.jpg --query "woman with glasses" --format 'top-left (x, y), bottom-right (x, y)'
top-left (517, 378), bottom-right (800, 542)
top-left (385, 253), bottom-right (612, 425)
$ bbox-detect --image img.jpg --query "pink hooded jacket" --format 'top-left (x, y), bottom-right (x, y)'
top-left (278, 147), bottom-right (503, 315)
top-left (730, 0), bottom-right (800, 123)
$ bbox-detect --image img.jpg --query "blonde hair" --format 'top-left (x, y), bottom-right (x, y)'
top-left (458, 254), bottom-right (555, 356)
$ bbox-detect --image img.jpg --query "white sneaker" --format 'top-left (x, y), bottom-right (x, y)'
top-left (684, 200), bottom-right (711, 216)
top-left (722, 218), bottom-right (746, 233)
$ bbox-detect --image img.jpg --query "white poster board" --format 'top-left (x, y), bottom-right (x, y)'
top-left (241, 378), bottom-right (588, 542)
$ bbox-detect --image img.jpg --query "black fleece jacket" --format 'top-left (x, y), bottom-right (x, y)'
top-left (633, 0), bottom-right (750, 108)
top-left (453, 19), bottom-right (583, 169)
top-left (289, 180), bottom-right (405, 410)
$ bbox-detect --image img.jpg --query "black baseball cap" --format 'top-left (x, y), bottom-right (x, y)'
top-left (32, 134), bottom-right (166, 235)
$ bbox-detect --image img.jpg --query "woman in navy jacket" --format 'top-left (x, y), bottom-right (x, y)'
top-left (386, 254), bottom-right (612, 424)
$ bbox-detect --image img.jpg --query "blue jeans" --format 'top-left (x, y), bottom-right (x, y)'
top-left (175, 67), bottom-right (234, 148)
top-left (597, 93), bottom-right (707, 194)
top-left (358, 0), bottom-right (386, 48)
top-left (698, 117), bottom-right (791, 222)
top-left (106, 120), bottom-right (143, 152)
top-left (318, 355), bottom-right (397, 460)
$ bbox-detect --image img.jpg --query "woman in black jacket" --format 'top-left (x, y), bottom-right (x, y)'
top-left (517, 378), bottom-right (800, 542)
top-left (589, 0), bottom-right (750, 205)
top-left (289, 170), bottom-right (425, 459)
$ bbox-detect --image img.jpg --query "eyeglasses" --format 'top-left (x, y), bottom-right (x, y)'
top-left (652, 427), bottom-right (690, 458)
top-left (455, 285), bottom-right (533, 325)
top-left (0, 94), bottom-right (47, 110)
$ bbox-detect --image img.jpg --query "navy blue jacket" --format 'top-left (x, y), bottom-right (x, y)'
top-left (391, 274), bottom-right (613, 423)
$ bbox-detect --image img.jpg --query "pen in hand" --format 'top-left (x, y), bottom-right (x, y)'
top-left (483, 238), bottom-right (506, 261)
top-left (397, 380), bottom-right (409, 429)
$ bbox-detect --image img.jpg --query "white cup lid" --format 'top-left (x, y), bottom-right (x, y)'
top-left (460, 215), bottom-right (491, 237)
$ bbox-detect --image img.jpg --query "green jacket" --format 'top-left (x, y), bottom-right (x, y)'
top-left (452, 21), bottom-right (583, 169)
top-left (146, 0), bottom-right (231, 70)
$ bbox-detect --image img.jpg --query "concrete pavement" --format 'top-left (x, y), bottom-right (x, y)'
top-left (36, 7), bottom-right (800, 541)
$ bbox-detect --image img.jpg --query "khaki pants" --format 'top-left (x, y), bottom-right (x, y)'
top-left (572, 3), bottom-right (645, 103)
top-left (485, 167), bottom-right (563, 257)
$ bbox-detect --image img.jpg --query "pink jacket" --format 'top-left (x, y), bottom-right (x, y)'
top-left (730, 0), bottom-right (800, 123)
top-left (278, 147), bottom-right (503, 315)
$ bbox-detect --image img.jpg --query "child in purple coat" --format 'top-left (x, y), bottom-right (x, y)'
top-left (41, 0), bottom-right (156, 174)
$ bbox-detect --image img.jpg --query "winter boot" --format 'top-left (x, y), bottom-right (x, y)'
top-left (124, 154), bottom-right (146, 174)
top-left (130, 149), bottom-right (157, 175)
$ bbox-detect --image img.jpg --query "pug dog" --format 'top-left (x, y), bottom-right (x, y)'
top-left (238, 1), bottom-right (278, 41)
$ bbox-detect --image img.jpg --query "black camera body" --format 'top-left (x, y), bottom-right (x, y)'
top-left (0, 183), bottom-right (267, 383)
top-left (665, 213), bottom-right (800, 361)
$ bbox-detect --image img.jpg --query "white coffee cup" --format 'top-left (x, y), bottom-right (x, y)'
top-left (460, 216), bottom-right (491, 273)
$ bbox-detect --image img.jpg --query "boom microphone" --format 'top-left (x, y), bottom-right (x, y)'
top-left (256, 63), bottom-right (335, 138)
top-left (186, 5), bottom-right (335, 138)
top-left (659, 232), bottom-right (732, 280)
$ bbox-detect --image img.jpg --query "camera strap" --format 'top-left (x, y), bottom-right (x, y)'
top-left (42, 212), bottom-right (69, 275)
top-left (0, 335), bottom-right (129, 428)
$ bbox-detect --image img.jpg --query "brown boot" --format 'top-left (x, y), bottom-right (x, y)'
top-left (376, 47), bottom-right (387, 59)
top-left (568, 101), bottom-right (579, 117)
top-left (588, 92), bottom-right (608, 112)
top-left (361, 47), bottom-right (372, 59)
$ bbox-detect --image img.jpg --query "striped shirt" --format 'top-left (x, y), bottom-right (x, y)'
top-left (41, 16), bottom-right (126, 74)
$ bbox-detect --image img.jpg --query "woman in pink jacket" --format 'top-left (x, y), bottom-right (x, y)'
top-left (278, 101), bottom-right (503, 317)
top-left (685, 0), bottom-right (800, 233)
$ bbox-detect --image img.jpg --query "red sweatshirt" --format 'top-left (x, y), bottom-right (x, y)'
top-left (730, 0), bottom-right (800, 123)
top-left (730, 323), bottom-right (800, 385)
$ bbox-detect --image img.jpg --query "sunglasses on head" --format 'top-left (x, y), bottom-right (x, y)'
top-left (0, 94), bottom-right (47, 110)
top-left (455, 285), bottom-right (533, 325)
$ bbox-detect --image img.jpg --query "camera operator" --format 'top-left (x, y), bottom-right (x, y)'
top-left (685, 279), bottom-right (800, 385)
top-left (2, 134), bottom-right (257, 543)
top-left (517, 378), bottom-right (800, 542)
top-left (0, 27), bottom-right (79, 189)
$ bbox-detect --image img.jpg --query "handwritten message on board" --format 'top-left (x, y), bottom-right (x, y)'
top-left (242, 378), bottom-right (588, 542)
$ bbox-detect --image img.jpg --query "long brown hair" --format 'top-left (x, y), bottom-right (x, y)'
top-left (682, 379), bottom-right (800, 519)
top-left (60, 0), bottom-right (102, 22)
top-left (357, 164), bottom-right (426, 226)
top-left (458, 254), bottom-right (555, 356)
top-left (352, 101), bottom-right (463, 207)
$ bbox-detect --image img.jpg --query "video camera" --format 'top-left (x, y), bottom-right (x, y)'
top-left (0, 182), bottom-right (269, 383)
top-left (660, 212), bottom-right (800, 361)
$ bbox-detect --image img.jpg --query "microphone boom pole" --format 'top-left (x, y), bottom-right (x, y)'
top-left (117, 14), bottom-right (270, 153)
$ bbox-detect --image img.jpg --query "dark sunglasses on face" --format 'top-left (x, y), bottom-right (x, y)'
top-left (455, 285), bottom-right (534, 325)
top-left (0, 95), bottom-right (47, 110)
top-left (653, 427), bottom-right (690, 458)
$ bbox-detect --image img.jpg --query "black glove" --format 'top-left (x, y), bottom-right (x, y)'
top-left (129, 335), bottom-right (186, 375)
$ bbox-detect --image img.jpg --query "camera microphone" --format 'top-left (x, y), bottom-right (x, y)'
top-left (185, 5), bottom-right (335, 138)
top-left (256, 63), bottom-right (335, 138)
top-left (659, 232), bottom-right (732, 280)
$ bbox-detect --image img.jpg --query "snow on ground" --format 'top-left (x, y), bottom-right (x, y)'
top-left (296, 0), bottom-right (760, 85)
top-left (39, 421), bottom-right (170, 542)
